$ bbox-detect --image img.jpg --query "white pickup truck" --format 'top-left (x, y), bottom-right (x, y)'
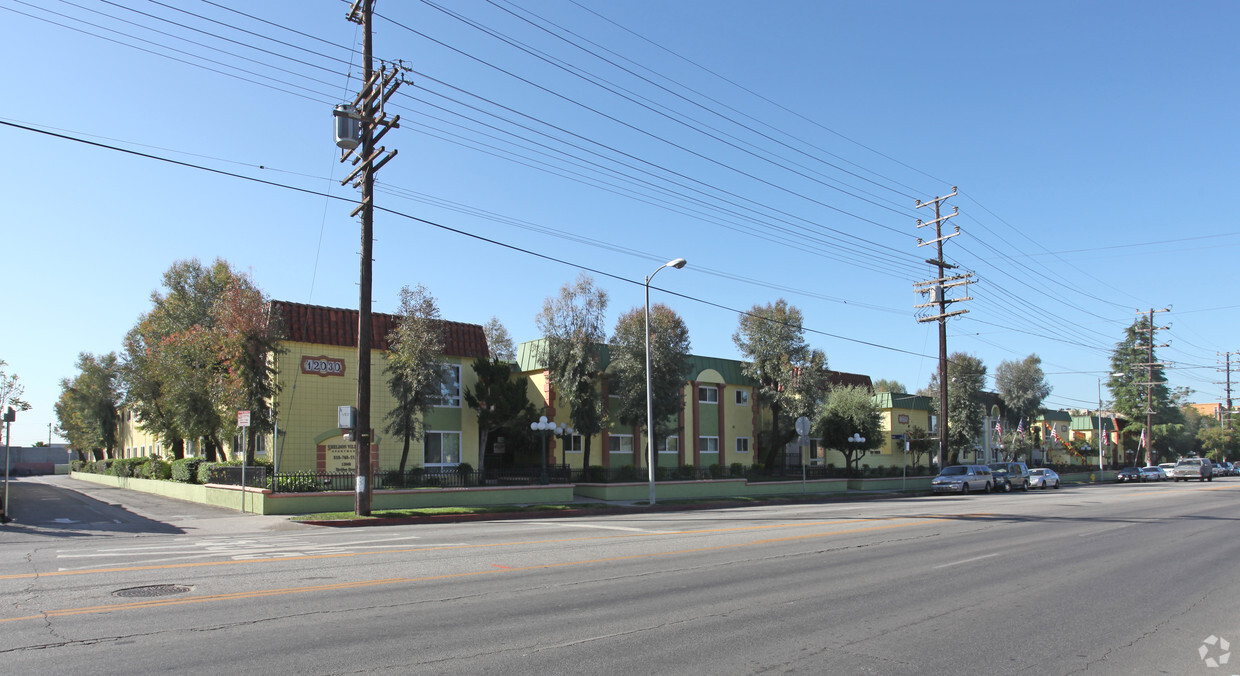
top-left (1169, 457), bottom-right (1213, 482)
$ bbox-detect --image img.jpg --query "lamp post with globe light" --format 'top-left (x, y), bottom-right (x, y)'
top-left (530, 415), bottom-right (572, 485)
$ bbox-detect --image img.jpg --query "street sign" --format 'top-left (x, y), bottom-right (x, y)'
top-left (237, 410), bottom-right (251, 428)
top-left (891, 434), bottom-right (905, 440)
top-left (795, 416), bottom-right (811, 438)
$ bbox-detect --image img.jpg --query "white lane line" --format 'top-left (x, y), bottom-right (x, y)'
top-left (933, 552), bottom-right (1001, 569)
top-left (512, 522), bottom-right (678, 533)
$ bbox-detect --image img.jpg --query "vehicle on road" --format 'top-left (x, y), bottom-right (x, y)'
top-left (1116, 467), bottom-right (1142, 483)
top-left (988, 461), bottom-right (1031, 492)
top-left (1139, 466), bottom-right (1167, 482)
top-left (931, 465), bottom-right (993, 494)
top-left (1211, 462), bottom-right (1228, 478)
top-left (1170, 457), bottom-right (1212, 482)
top-left (1028, 468), bottom-right (1060, 489)
top-left (1158, 462), bottom-right (1177, 478)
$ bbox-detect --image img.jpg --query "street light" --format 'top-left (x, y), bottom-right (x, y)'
top-left (646, 257), bottom-right (687, 506)
top-left (530, 415), bottom-right (572, 485)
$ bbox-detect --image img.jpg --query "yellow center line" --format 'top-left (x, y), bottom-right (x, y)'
top-left (0, 518), bottom-right (941, 624)
top-left (0, 516), bottom-right (902, 581)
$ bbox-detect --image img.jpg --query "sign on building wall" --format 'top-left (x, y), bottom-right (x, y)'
top-left (302, 356), bottom-right (346, 377)
top-left (322, 440), bottom-right (356, 472)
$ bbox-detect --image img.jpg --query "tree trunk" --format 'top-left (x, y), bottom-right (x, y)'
top-left (398, 431), bottom-right (410, 473)
top-left (171, 438), bottom-right (185, 460)
top-left (477, 427), bottom-right (489, 476)
top-left (582, 435), bottom-right (592, 474)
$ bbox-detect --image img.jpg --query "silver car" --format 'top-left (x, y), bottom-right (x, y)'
top-left (1028, 468), bottom-right (1060, 489)
top-left (931, 465), bottom-right (994, 494)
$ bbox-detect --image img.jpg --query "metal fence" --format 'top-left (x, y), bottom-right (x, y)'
top-left (203, 462), bottom-right (951, 493)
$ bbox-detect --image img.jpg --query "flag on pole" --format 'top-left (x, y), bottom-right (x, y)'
top-left (1051, 425), bottom-right (1063, 444)
top-left (1016, 418), bottom-right (1024, 437)
top-left (1139, 427), bottom-right (1146, 449)
top-left (994, 419), bottom-right (1002, 437)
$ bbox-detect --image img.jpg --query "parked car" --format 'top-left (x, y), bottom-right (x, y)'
top-left (1028, 467), bottom-right (1060, 489)
top-left (1139, 466), bottom-right (1167, 482)
top-left (988, 461), bottom-right (1031, 492)
top-left (931, 465), bottom-right (994, 494)
top-left (1170, 457), bottom-right (1213, 482)
top-left (1116, 467), bottom-right (1142, 483)
top-left (1158, 462), bottom-right (1177, 478)
top-left (1210, 462), bottom-right (1229, 477)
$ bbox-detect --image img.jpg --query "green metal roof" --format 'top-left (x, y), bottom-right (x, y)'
top-left (872, 392), bottom-right (933, 411)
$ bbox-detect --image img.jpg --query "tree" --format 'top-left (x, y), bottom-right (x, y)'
top-left (535, 274), bottom-right (609, 470)
top-left (926, 352), bottom-right (987, 464)
top-left (121, 259), bottom-right (244, 461)
top-left (482, 317), bottom-right (516, 362)
top-left (608, 304), bottom-right (692, 454)
top-left (0, 359), bottom-right (32, 415)
top-left (733, 299), bottom-right (829, 468)
top-left (813, 385), bottom-right (881, 474)
top-left (1108, 316), bottom-right (1182, 463)
top-left (384, 284), bottom-right (448, 474)
top-left (871, 379), bottom-right (908, 394)
top-left (994, 354), bottom-right (1051, 425)
top-left (905, 425), bottom-right (935, 469)
top-left (55, 353), bottom-right (122, 460)
top-left (464, 356), bottom-right (540, 474)
top-left (213, 279), bottom-right (283, 465)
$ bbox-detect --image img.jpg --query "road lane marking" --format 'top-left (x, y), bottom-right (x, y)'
top-left (0, 517), bottom-right (942, 624)
top-left (0, 517), bottom-right (893, 581)
top-left (932, 552), bottom-right (1000, 569)
top-left (512, 522), bottom-right (679, 533)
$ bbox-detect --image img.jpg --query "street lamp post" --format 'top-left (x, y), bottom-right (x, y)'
top-left (530, 416), bottom-right (572, 485)
top-left (645, 257), bottom-right (686, 506)
top-left (848, 432), bottom-right (866, 471)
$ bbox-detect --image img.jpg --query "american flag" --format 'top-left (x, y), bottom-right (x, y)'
top-left (1016, 418), bottom-right (1025, 437)
top-left (994, 419), bottom-right (1002, 437)
top-left (1139, 427), bottom-right (1146, 449)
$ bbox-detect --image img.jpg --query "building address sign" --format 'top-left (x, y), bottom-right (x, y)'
top-left (302, 356), bottom-right (346, 377)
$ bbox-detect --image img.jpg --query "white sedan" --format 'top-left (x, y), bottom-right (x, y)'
top-left (1028, 468), bottom-right (1060, 489)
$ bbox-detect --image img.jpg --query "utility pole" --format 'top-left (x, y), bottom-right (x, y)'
top-left (1218, 351), bottom-right (1235, 423)
top-left (1134, 308), bottom-right (1170, 466)
top-left (913, 187), bottom-right (972, 467)
top-left (339, 0), bottom-right (405, 516)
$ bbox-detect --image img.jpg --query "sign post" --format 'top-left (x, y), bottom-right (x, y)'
top-left (795, 416), bottom-right (811, 494)
top-left (237, 410), bottom-right (250, 514)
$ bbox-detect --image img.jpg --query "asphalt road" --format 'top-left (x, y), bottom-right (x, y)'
top-left (1, 475), bottom-right (1237, 675)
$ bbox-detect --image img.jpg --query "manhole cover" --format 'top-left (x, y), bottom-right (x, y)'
top-left (113, 584), bottom-right (193, 598)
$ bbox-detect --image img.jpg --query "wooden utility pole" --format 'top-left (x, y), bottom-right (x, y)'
top-left (914, 187), bottom-right (972, 467)
top-left (340, 0), bottom-right (404, 515)
top-left (1135, 308), bottom-right (1170, 467)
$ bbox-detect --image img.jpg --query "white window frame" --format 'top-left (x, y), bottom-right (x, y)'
top-left (565, 434), bottom-right (584, 453)
top-left (424, 430), bottom-right (462, 468)
top-left (609, 434), bottom-right (634, 455)
top-left (435, 363), bottom-right (462, 408)
top-left (735, 437), bottom-right (750, 454)
top-left (734, 389), bottom-right (749, 406)
top-left (698, 385), bottom-right (719, 404)
top-left (699, 436), bottom-right (719, 453)
top-left (658, 435), bottom-right (679, 454)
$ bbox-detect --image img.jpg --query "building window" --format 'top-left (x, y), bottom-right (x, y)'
top-left (609, 434), bottom-right (634, 455)
top-left (565, 434), bottom-right (583, 453)
top-left (658, 435), bottom-right (679, 453)
top-left (699, 436), bottom-right (719, 453)
top-left (436, 364), bottom-right (461, 407)
top-left (735, 437), bottom-right (750, 453)
top-left (735, 389), bottom-right (749, 405)
top-left (424, 431), bottom-right (461, 467)
top-left (698, 385), bottom-right (718, 403)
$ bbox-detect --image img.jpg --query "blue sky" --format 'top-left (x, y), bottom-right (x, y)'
top-left (2, 0), bottom-right (1236, 446)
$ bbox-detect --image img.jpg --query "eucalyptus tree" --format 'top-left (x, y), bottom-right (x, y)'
top-left (995, 354), bottom-right (1051, 426)
top-left (55, 352), bottom-right (122, 460)
top-left (733, 299), bottom-right (829, 468)
top-left (535, 274), bottom-right (609, 470)
top-left (609, 303), bottom-right (692, 454)
top-left (482, 316), bottom-right (516, 362)
top-left (926, 352), bottom-right (987, 464)
top-left (384, 284), bottom-right (448, 474)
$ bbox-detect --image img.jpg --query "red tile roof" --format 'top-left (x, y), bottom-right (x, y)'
top-left (271, 300), bottom-right (489, 359)
top-left (826, 370), bottom-right (873, 390)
